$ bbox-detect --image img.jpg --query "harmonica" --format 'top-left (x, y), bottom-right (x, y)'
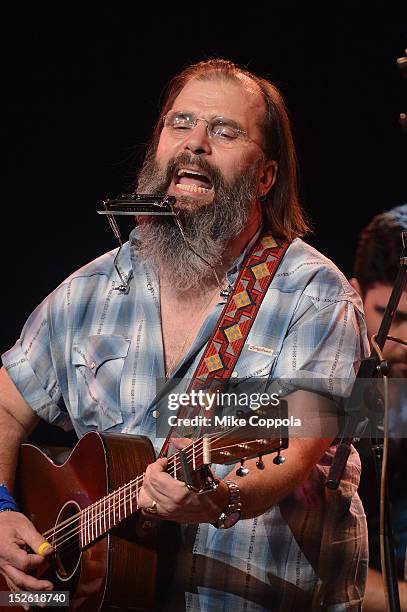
top-left (97, 194), bottom-right (176, 216)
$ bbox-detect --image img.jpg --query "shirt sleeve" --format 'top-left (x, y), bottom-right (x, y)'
top-left (1, 288), bottom-right (70, 428)
top-left (271, 294), bottom-right (369, 399)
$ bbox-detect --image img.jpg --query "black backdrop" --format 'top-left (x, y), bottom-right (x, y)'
top-left (2, 3), bottom-right (406, 358)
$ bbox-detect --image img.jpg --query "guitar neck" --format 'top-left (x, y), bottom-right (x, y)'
top-left (80, 438), bottom-right (207, 548)
top-left (63, 414), bottom-right (285, 549)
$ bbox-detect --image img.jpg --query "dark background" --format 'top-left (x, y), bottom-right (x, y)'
top-left (2, 3), bottom-right (406, 358)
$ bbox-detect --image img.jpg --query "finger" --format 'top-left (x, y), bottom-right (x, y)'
top-left (141, 506), bottom-right (160, 517)
top-left (0, 574), bottom-right (31, 611)
top-left (8, 513), bottom-right (53, 558)
top-left (139, 476), bottom-right (173, 513)
top-left (140, 497), bottom-right (180, 520)
top-left (1, 573), bottom-right (17, 593)
top-left (140, 479), bottom-right (169, 506)
top-left (145, 458), bottom-right (168, 474)
top-left (2, 569), bottom-right (51, 610)
top-left (142, 459), bottom-right (168, 493)
top-left (36, 541), bottom-right (53, 557)
top-left (171, 437), bottom-right (193, 450)
top-left (147, 469), bottom-right (187, 497)
top-left (138, 484), bottom-right (169, 511)
top-left (140, 507), bottom-right (174, 522)
top-left (140, 480), bottom-right (190, 517)
top-left (141, 483), bottom-right (186, 514)
top-left (3, 543), bottom-right (49, 573)
top-left (2, 563), bottom-right (53, 591)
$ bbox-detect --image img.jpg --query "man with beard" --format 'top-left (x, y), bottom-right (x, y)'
top-left (0, 59), bottom-right (368, 610)
top-left (350, 205), bottom-right (407, 610)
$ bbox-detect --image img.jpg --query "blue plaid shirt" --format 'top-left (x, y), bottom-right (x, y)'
top-left (2, 229), bottom-right (369, 611)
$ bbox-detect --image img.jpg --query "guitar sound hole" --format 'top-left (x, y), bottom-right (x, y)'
top-left (54, 500), bottom-right (82, 582)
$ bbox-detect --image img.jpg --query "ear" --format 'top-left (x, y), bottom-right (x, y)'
top-left (258, 159), bottom-right (278, 197)
top-left (349, 277), bottom-right (362, 296)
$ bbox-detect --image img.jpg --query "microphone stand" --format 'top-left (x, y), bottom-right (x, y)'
top-left (326, 232), bottom-right (407, 611)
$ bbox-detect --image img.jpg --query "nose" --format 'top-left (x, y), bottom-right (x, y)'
top-left (183, 120), bottom-right (211, 156)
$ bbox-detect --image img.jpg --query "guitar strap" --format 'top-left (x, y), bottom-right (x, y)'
top-left (159, 233), bottom-right (290, 457)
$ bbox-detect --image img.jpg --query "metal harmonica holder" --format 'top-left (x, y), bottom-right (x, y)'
top-left (97, 192), bottom-right (230, 298)
top-left (97, 194), bottom-right (177, 221)
top-left (97, 194), bottom-right (177, 294)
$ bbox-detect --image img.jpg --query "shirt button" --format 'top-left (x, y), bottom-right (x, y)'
top-left (231, 371), bottom-right (238, 378)
top-left (152, 410), bottom-right (160, 419)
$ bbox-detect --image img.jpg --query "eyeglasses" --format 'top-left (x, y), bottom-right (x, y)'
top-left (163, 110), bottom-right (263, 150)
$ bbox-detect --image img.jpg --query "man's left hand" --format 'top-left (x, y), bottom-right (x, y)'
top-left (138, 440), bottom-right (228, 523)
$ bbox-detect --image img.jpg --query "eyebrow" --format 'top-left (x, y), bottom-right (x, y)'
top-left (374, 305), bottom-right (407, 323)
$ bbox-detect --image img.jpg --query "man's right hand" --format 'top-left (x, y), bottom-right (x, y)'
top-left (0, 511), bottom-right (54, 592)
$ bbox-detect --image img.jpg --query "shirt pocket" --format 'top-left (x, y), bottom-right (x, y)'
top-left (224, 343), bottom-right (279, 412)
top-left (72, 335), bottom-right (130, 430)
top-left (232, 342), bottom-right (278, 381)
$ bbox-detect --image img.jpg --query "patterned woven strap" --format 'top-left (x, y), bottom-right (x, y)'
top-left (159, 233), bottom-right (290, 456)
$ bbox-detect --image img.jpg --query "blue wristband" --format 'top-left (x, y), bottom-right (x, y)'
top-left (0, 484), bottom-right (19, 512)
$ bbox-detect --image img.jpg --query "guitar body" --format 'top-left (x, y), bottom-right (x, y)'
top-left (14, 431), bottom-right (158, 611)
top-left (0, 406), bottom-right (288, 611)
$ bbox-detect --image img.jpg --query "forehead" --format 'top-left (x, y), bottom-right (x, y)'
top-left (170, 76), bottom-right (265, 128)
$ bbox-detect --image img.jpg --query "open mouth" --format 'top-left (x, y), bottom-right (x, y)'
top-left (175, 167), bottom-right (214, 194)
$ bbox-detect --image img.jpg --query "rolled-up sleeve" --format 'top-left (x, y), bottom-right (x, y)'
top-left (2, 292), bottom-right (65, 425)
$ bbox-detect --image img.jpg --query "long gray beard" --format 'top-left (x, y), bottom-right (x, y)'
top-left (135, 151), bottom-right (260, 291)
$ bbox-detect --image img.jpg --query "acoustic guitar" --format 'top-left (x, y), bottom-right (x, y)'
top-left (1, 407), bottom-right (288, 611)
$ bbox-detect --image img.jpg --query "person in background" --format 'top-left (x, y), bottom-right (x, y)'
top-left (350, 204), bottom-right (407, 610)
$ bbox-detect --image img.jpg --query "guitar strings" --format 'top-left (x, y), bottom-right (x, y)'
top-left (40, 445), bottom-right (208, 553)
top-left (42, 435), bottom-right (226, 552)
top-left (39, 443), bottom-right (206, 546)
top-left (40, 425), bottom-right (234, 546)
top-left (47, 432), bottom-right (273, 559)
top-left (44, 429), bottom-right (271, 556)
top-left (43, 443), bottom-right (218, 555)
top-left (38, 430), bottom-right (228, 538)
top-left (38, 428), bottom-right (273, 556)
